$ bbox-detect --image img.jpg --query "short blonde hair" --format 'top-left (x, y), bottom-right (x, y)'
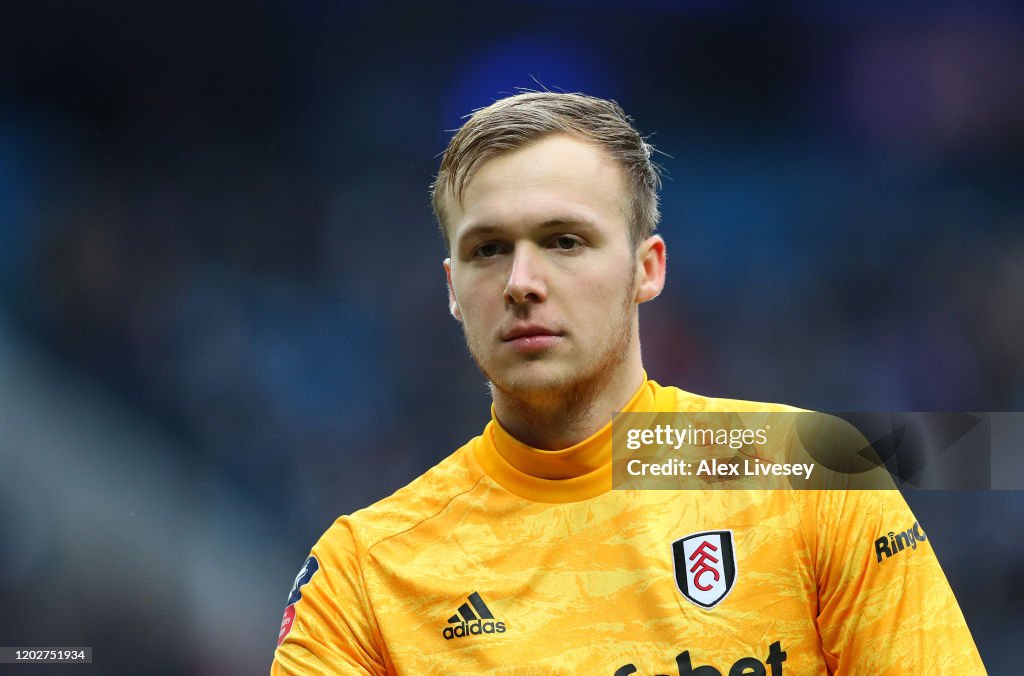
top-left (431, 92), bottom-right (661, 250)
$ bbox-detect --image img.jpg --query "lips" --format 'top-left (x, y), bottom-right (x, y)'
top-left (501, 324), bottom-right (562, 341)
top-left (500, 324), bottom-right (563, 353)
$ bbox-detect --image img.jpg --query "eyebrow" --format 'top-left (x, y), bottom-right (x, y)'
top-left (455, 216), bottom-right (599, 248)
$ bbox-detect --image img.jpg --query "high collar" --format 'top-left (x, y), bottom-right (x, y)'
top-left (472, 375), bottom-right (676, 503)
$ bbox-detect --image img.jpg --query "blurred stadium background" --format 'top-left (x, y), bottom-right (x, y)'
top-left (1, 1), bottom-right (1022, 673)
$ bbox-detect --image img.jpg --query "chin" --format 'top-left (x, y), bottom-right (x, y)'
top-left (489, 360), bottom-right (580, 396)
top-left (495, 358), bottom-right (598, 395)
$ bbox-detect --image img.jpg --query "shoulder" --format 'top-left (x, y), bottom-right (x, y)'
top-left (274, 443), bottom-right (488, 672)
top-left (651, 380), bottom-right (806, 414)
top-left (315, 439), bottom-right (486, 558)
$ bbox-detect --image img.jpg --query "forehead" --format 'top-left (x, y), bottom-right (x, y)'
top-left (450, 134), bottom-right (629, 239)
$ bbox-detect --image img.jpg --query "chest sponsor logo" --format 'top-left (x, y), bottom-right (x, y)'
top-left (671, 530), bottom-right (736, 609)
top-left (614, 640), bottom-right (787, 675)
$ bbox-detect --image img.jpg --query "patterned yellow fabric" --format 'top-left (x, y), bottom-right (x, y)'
top-left (272, 379), bottom-right (985, 675)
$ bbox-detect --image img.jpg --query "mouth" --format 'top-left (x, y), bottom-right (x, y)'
top-left (501, 325), bottom-right (564, 352)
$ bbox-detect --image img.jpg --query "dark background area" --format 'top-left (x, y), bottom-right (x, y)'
top-left (0, 1), bottom-right (1021, 672)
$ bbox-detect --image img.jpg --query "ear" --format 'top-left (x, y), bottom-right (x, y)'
top-left (634, 235), bottom-right (666, 303)
top-left (443, 258), bottom-right (463, 321)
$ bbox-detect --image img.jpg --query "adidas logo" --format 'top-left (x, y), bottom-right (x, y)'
top-left (442, 592), bottom-right (507, 640)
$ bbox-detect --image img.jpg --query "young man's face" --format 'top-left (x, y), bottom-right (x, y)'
top-left (444, 133), bottom-right (662, 401)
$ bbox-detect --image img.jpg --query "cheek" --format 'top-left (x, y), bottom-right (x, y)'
top-left (578, 267), bottom-right (633, 308)
top-left (453, 289), bottom-right (497, 338)
top-left (453, 269), bottom-right (507, 316)
top-left (563, 281), bottom-right (628, 342)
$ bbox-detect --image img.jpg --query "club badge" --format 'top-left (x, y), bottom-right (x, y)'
top-left (672, 530), bottom-right (736, 609)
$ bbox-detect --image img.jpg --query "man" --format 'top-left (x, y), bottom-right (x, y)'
top-left (272, 92), bottom-right (984, 674)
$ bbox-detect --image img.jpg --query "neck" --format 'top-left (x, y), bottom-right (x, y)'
top-left (491, 351), bottom-right (645, 451)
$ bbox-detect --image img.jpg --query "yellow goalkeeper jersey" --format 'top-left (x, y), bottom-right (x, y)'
top-left (272, 378), bottom-right (985, 675)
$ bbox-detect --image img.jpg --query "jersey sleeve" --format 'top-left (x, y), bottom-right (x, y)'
top-left (271, 518), bottom-right (389, 675)
top-left (814, 489), bottom-right (986, 674)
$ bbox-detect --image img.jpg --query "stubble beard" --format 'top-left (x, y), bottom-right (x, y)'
top-left (464, 269), bottom-right (638, 429)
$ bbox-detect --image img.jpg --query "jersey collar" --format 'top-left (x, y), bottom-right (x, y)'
top-left (473, 375), bottom-right (674, 503)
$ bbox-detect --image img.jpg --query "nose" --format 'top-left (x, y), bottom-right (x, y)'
top-left (504, 243), bottom-right (547, 305)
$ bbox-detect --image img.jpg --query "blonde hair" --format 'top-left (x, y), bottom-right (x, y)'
top-left (431, 92), bottom-right (661, 250)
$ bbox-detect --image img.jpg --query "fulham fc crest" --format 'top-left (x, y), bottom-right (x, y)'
top-left (672, 530), bottom-right (737, 609)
